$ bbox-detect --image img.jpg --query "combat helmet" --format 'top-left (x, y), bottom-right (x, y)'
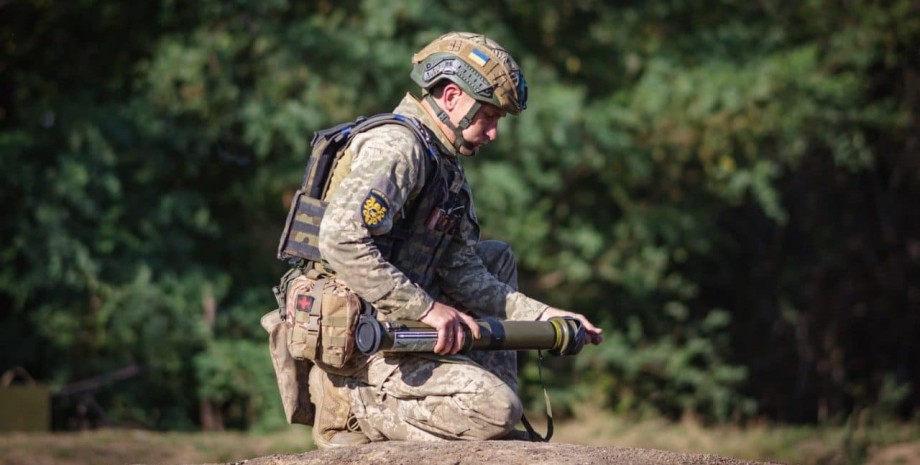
top-left (411, 32), bottom-right (527, 153)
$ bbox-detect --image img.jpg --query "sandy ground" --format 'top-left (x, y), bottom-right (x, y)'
top-left (207, 441), bottom-right (784, 465)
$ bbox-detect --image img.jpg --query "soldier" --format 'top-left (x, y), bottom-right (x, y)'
top-left (310, 31), bottom-right (603, 448)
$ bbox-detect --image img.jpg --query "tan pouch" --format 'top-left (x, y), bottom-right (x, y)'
top-left (261, 310), bottom-right (314, 425)
top-left (286, 272), bottom-right (363, 372)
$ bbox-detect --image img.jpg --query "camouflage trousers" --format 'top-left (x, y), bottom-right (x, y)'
top-left (345, 240), bottom-right (522, 441)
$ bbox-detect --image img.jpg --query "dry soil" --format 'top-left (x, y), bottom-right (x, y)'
top-left (204, 440), bottom-right (784, 465)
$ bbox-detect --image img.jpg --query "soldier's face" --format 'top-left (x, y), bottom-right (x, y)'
top-left (460, 102), bottom-right (506, 150)
top-left (438, 85), bottom-right (508, 155)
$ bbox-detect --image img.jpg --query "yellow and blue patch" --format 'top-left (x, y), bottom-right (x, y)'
top-left (362, 189), bottom-right (390, 229)
top-left (467, 48), bottom-right (490, 67)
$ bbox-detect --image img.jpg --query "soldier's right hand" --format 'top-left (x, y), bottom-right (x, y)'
top-left (420, 302), bottom-right (481, 355)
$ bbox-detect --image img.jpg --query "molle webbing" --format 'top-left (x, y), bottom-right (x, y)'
top-left (276, 114), bottom-right (437, 263)
top-left (375, 157), bottom-right (462, 290)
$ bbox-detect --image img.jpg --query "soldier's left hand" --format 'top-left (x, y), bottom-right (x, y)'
top-left (539, 307), bottom-right (604, 345)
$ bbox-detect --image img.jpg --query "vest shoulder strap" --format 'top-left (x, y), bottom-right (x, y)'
top-left (277, 113), bottom-right (438, 264)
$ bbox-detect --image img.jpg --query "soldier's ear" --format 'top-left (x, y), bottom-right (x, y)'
top-left (442, 83), bottom-right (464, 111)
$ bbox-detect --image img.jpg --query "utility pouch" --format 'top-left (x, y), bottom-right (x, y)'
top-left (286, 270), bottom-right (363, 373)
top-left (260, 309), bottom-right (314, 425)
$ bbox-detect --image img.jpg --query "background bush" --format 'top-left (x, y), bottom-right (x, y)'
top-left (1, 0), bottom-right (917, 430)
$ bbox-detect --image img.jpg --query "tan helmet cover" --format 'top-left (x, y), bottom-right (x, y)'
top-left (410, 32), bottom-right (527, 115)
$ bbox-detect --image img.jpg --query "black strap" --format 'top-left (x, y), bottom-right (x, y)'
top-left (289, 113), bottom-right (441, 266)
top-left (520, 351), bottom-right (553, 442)
top-left (306, 113), bottom-right (438, 199)
top-left (368, 116), bottom-right (442, 262)
top-left (351, 113), bottom-right (438, 160)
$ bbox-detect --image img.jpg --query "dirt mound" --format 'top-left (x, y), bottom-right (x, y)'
top-left (216, 441), bottom-right (782, 465)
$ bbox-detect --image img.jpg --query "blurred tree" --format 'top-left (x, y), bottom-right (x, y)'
top-left (1, 0), bottom-right (917, 429)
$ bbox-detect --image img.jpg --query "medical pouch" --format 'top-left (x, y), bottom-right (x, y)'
top-left (285, 272), bottom-right (363, 372)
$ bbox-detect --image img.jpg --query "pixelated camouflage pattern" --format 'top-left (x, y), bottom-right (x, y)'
top-left (347, 353), bottom-right (522, 441)
top-left (366, 138), bottom-right (460, 290)
top-left (318, 94), bottom-right (547, 323)
top-left (345, 240), bottom-right (525, 441)
top-left (449, 240), bottom-right (521, 391)
top-left (316, 94), bottom-right (548, 441)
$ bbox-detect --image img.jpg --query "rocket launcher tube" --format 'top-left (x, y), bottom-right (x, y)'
top-left (354, 315), bottom-right (586, 356)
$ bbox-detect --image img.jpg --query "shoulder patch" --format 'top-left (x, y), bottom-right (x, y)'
top-left (362, 189), bottom-right (390, 229)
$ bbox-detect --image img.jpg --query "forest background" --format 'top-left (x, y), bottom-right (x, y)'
top-left (1, 0), bottom-right (918, 456)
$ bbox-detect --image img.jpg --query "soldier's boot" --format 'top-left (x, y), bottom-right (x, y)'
top-left (500, 428), bottom-right (540, 441)
top-left (309, 365), bottom-right (369, 449)
top-left (500, 429), bottom-right (527, 441)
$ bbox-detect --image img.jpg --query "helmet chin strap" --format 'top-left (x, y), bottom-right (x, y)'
top-left (425, 94), bottom-right (481, 156)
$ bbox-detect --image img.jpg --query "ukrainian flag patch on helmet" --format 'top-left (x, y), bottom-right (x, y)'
top-left (362, 189), bottom-right (390, 229)
top-left (467, 48), bottom-right (490, 67)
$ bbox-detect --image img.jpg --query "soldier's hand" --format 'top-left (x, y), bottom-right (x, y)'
top-left (420, 302), bottom-right (481, 355)
top-left (539, 307), bottom-right (604, 345)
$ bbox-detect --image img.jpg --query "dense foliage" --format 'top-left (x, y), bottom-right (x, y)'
top-left (1, 0), bottom-right (917, 430)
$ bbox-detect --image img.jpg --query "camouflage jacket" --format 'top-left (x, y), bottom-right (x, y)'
top-left (317, 93), bottom-right (547, 322)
